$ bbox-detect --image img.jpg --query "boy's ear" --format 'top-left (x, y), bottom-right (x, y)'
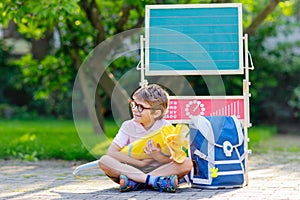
top-left (153, 109), bottom-right (162, 119)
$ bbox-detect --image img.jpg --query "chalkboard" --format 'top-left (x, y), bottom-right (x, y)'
top-left (145, 4), bottom-right (243, 75)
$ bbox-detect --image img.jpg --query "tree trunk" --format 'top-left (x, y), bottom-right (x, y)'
top-left (78, 0), bottom-right (145, 129)
top-left (245, 0), bottom-right (281, 36)
top-left (84, 41), bottom-right (132, 125)
top-left (31, 31), bottom-right (52, 60)
top-left (73, 51), bottom-right (104, 134)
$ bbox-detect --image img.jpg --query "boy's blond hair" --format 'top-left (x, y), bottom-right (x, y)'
top-left (132, 84), bottom-right (169, 120)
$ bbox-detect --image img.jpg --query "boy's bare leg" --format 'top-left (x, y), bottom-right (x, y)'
top-left (98, 155), bottom-right (147, 183)
top-left (148, 158), bottom-right (193, 179)
top-left (99, 155), bottom-right (192, 183)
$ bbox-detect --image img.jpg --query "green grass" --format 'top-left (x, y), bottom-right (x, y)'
top-left (248, 125), bottom-right (277, 152)
top-left (0, 118), bottom-right (277, 161)
top-left (0, 118), bottom-right (118, 161)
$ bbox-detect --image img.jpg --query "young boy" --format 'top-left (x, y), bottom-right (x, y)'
top-left (98, 84), bottom-right (193, 192)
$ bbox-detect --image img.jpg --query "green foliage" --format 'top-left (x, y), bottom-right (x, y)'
top-left (289, 86), bottom-right (300, 117)
top-left (1, 0), bottom-right (300, 124)
top-left (233, 0), bottom-right (300, 123)
top-left (15, 54), bottom-right (72, 99)
top-left (11, 53), bottom-right (74, 118)
top-left (0, 41), bottom-right (17, 104)
top-left (248, 21), bottom-right (300, 121)
top-left (0, 40), bottom-right (36, 116)
top-left (0, 0), bottom-right (81, 39)
top-left (0, 1), bottom-right (84, 118)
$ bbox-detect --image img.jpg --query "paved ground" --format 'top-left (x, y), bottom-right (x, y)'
top-left (1, 134), bottom-right (300, 200)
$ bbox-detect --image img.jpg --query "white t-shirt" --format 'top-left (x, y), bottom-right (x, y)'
top-left (113, 119), bottom-right (171, 172)
top-left (113, 118), bottom-right (171, 149)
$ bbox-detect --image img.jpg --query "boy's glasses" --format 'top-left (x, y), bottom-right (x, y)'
top-left (129, 100), bottom-right (154, 113)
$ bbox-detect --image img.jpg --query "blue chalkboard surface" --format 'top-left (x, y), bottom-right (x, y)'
top-left (145, 4), bottom-right (243, 75)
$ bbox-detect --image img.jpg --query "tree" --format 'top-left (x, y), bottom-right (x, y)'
top-left (241, 0), bottom-right (300, 124)
top-left (245, 0), bottom-right (281, 36)
top-left (1, 0), bottom-right (298, 133)
top-left (1, 0), bottom-right (161, 133)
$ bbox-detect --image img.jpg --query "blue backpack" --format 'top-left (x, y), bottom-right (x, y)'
top-left (188, 115), bottom-right (246, 189)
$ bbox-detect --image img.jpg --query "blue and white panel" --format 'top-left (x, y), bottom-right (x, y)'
top-left (145, 4), bottom-right (243, 75)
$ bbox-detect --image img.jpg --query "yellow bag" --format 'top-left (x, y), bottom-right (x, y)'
top-left (165, 124), bottom-right (190, 163)
top-left (120, 124), bottom-right (189, 163)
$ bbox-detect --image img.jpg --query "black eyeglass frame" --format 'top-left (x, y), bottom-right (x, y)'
top-left (129, 100), bottom-right (157, 113)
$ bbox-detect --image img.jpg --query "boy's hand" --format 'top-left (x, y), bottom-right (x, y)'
top-left (144, 139), bottom-right (161, 157)
top-left (144, 139), bottom-right (172, 164)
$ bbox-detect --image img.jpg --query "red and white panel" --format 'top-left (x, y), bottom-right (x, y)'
top-left (164, 96), bottom-right (245, 123)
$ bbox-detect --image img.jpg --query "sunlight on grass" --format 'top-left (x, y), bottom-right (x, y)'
top-left (90, 139), bottom-right (112, 157)
top-left (0, 118), bottom-right (119, 161)
top-left (0, 118), bottom-right (281, 160)
top-left (260, 134), bottom-right (300, 153)
top-left (73, 119), bottom-right (117, 158)
top-left (20, 133), bottom-right (37, 142)
top-left (248, 125), bottom-right (277, 153)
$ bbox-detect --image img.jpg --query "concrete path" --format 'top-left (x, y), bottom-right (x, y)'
top-left (1, 134), bottom-right (300, 200)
